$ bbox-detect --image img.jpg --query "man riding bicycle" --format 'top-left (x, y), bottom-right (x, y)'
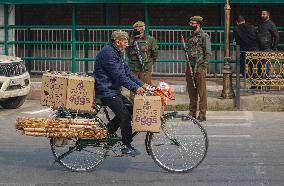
top-left (93, 30), bottom-right (148, 157)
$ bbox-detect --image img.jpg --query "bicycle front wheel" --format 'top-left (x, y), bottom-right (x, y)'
top-left (147, 113), bottom-right (208, 173)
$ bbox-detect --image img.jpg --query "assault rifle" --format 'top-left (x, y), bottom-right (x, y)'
top-left (181, 35), bottom-right (196, 89)
top-left (133, 40), bottom-right (145, 71)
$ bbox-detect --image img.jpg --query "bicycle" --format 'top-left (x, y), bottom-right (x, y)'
top-left (49, 98), bottom-right (208, 173)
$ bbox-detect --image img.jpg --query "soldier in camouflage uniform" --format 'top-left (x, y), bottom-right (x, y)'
top-left (127, 21), bottom-right (158, 85)
top-left (186, 16), bottom-right (211, 122)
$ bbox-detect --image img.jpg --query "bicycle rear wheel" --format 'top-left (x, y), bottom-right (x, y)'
top-left (50, 138), bottom-right (107, 172)
top-left (50, 109), bottom-right (108, 172)
top-left (147, 113), bottom-right (208, 173)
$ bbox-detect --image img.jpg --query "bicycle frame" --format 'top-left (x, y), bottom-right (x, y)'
top-left (50, 105), bottom-right (208, 173)
top-left (53, 105), bottom-right (179, 161)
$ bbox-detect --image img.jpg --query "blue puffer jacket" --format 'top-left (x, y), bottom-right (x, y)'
top-left (93, 43), bottom-right (144, 99)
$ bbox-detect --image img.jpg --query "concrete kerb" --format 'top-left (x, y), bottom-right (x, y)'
top-left (167, 90), bottom-right (284, 112)
top-left (240, 94), bottom-right (284, 112)
top-left (27, 78), bottom-right (284, 112)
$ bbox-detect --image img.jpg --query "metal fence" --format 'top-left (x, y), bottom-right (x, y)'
top-left (1, 25), bottom-right (284, 76)
top-left (245, 51), bottom-right (284, 90)
top-left (150, 28), bottom-right (230, 76)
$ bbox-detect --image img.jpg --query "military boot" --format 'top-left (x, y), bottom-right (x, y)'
top-left (197, 115), bottom-right (206, 122)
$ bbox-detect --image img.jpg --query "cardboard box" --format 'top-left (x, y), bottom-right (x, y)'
top-left (65, 75), bottom-right (95, 111)
top-left (40, 73), bottom-right (68, 108)
top-left (132, 95), bottom-right (162, 133)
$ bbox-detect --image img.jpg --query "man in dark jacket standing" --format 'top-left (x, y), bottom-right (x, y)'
top-left (258, 10), bottom-right (279, 51)
top-left (234, 16), bottom-right (258, 78)
top-left (257, 10), bottom-right (279, 86)
top-left (94, 30), bottom-right (147, 157)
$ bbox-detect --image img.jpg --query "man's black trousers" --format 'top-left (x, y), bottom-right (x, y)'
top-left (101, 95), bottom-right (133, 146)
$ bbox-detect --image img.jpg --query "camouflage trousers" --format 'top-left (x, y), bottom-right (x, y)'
top-left (129, 70), bottom-right (152, 103)
top-left (185, 67), bottom-right (207, 117)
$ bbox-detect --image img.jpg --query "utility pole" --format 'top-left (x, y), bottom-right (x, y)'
top-left (221, 0), bottom-right (235, 98)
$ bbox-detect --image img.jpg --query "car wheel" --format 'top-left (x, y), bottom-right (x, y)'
top-left (0, 95), bottom-right (27, 109)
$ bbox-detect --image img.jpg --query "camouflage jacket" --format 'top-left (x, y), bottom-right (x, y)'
top-left (187, 29), bottom-right (211, 71)
top-left (127, 35), bottom-right (158, 72)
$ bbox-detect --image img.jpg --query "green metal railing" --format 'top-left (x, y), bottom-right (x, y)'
top-left (4, 4), bottom-right (9, 55)
top-left (1, 4), bottom-right (284, 76)
top-left (4, 25), bottom-right (284, 75)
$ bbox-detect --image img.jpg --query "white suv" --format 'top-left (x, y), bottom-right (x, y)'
top-left (0, 55), bottom-right (30, 109)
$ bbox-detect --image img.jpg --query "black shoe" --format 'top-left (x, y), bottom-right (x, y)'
top-left (121, 145), bottom-right (141, 157)
top-left (197, 116), bottom-right (206, 122)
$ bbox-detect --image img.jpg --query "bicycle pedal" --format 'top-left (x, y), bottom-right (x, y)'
top-left (110, 141), bottom-right (123, 157)
top-left (111, 150), bottom-right (123, 157)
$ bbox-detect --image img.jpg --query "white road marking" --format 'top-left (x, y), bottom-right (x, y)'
top-left (21, 108), bottom-right (51, 115)
top-left (207, 116), bottom-right (248, 120)
top-left (209, 135), bottom-right (251, 138)
top-left (206, 122), bottom-right (252, 127)
top-left (243, 111), bottom-right (254, 121)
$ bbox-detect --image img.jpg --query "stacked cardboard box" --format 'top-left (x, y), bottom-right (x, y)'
top-left (132, 95), bottom-right (162, 133)
top-left (41, 72), bottom-right (95, 111)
